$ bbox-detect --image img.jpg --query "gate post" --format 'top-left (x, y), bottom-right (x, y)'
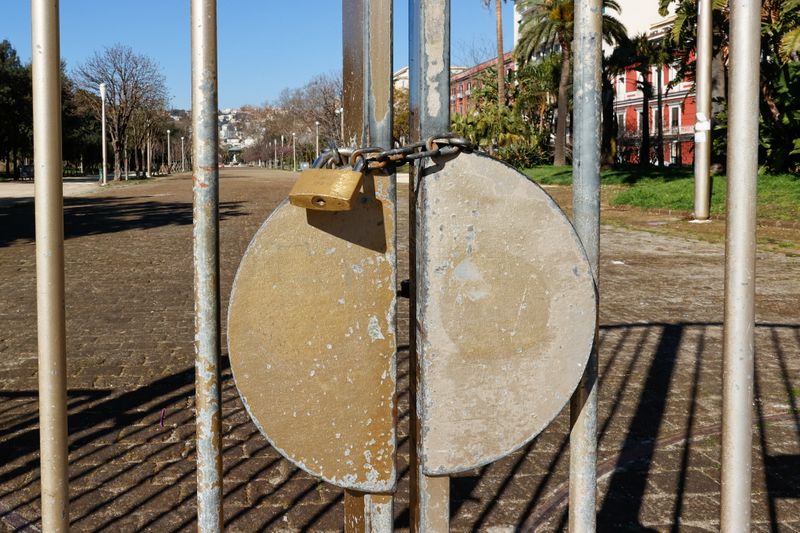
top-left (570, 0), bottom-right (602, 530)
top-left (408, 1), bottom-right (451, 530)
top-left (720, 0), bottom-right (760, 529)
top-left (191, 0), bottom-right (224, 530)
top-left (342, 1), bottom-right (395, 530)
top-left (31, 1), bottom-right (70, 530)
top-left (693, 0), bottom-right (713, 220)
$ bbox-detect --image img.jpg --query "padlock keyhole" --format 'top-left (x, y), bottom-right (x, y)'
top-left (312, 196), bottom-right (327, 207)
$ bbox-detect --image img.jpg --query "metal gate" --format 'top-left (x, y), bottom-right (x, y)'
top-left (28, 0), bottom-right (762, 531)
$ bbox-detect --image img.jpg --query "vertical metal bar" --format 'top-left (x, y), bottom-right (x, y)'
top-left (720, 0), bottom-right (760, 529)
top-left (408, 1), bottom-right (451, 531)
top-left (569, 0), bottom-right (601, 531)
top-left (146, 134), bottom-right (152, 178)
top-left (100, 82), bottom-right (107, 184)
top-left (342, 0), bottom-right (366, 147)
top-left (693, 0), bottom-right (713, 220)
top-left (31, 1), bottom-right (69, 531)
top-left (342, 1), bottom-right (395, 530)
top-left (191, 0), bottom-right (223, 531)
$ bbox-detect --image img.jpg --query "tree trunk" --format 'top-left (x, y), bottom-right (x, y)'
top-left (640, 97), bottom-right (651, 165)
top-left (554, 47), bottom-right (571, 166)
top-left (111, 138), bottom-right (122, 180)
top-left (601, 74), bottom-right (616, 167)
top-left (639, 69), bottom-right (651, 167)
top-left (656, 67), bottom-right (664, 168)
top-left (495, 0), bottom-right (505, 108)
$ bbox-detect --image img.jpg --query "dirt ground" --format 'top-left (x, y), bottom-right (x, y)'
top-left (544, 184), bottom-right (800, 256)
top-left (0, 167), bottom-right (798, 531)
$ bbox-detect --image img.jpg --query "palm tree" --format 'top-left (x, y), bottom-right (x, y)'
top-left (516, 0), bottom-right (627, 165)
top-left (482, 0), bottom-right (507, 109)
top-left (609, 34), bottom-right (673, 167)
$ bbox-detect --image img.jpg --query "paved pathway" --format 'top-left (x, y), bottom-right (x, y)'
top-left (0, 176), bottom-right (101, 204)
top-left (0, 168), bottom-right (798, 531)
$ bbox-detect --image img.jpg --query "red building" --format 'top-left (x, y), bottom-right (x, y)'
top-left (450, 52), bottom-right (516, 116)
top-left (613, 23), bottom-right (697, 166)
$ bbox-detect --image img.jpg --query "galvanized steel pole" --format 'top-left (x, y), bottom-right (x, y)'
top-left (341, 1), bottom-right (395, 530)
top-left (693, 0), bottom-right (713, 220)
top-left (31, 1), bottom-right (70, 530)
top-left (569, 0), bottom-right (601, 530)
top-left (167, 129), bottom-right (172, 173)
top-left (409, 1), bottom-right (451, 530)
top-left (100, 82), bottom-right (108, 185)
top-left (720, 0), bottom-right (760, 529)
top-left (191, 0), bottom-right (224, 530)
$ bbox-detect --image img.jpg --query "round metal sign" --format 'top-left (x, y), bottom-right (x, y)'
top-left (416, 151), bottom-right (597, 475)
top-left (227, 175), bottom-right (397, 493)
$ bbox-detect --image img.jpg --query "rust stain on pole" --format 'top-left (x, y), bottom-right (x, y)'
top-left (339, 1), bottom-right (396, 529)
top-left (191, 0), bottom-right (224, 531)
top-left (408, 1), bottom-right (452, 530)
top-left (342, 0), bottom-right (366, 146)
top-left (31, 0), bottom-right (70, 530)
top-left (345, 491), bottom-right (393, 533)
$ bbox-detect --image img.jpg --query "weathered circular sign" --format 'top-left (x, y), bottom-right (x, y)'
top-left (416, 151), bottom-right (597, 475)
top-left (227, 175), bottom-right (397, 493)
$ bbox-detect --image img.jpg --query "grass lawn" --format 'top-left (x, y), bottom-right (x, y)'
top-left (522, 165), bottom-right (800, 222)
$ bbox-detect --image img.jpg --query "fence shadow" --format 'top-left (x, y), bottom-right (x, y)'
top-left (0, 323), bottom-right (797, 531)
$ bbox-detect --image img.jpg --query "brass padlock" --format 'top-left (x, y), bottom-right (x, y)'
top-left (288, 168), bottom-right (364, 211)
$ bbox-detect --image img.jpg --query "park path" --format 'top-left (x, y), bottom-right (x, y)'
top-left (0, 168), bottom-right (798, 531)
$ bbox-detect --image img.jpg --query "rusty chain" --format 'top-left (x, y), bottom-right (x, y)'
top-left (311, 134), bottom-right (475, 172)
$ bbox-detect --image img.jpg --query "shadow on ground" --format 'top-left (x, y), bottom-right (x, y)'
top-left (0, 195), bottom-right (247, 248)
top-left (0, 322), bottom-right (797, 531)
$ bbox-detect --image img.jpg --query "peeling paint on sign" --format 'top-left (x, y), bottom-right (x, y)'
top-left (416, 152), bottom-right (597, 475)
top-left (228, 173), bottom-right (397, 493)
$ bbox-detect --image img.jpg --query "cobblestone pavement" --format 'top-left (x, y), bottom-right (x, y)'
top-left (0, 168), bottom-right (798, 532)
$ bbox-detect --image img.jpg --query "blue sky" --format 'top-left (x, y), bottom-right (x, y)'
top-left (1, 1), bottom-right (516, 110)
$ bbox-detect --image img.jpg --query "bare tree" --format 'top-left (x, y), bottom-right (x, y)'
top-left (75, 45), bottom-right (167, 179)
top-left (453, 36), bottom-right (497, 66)
top-left (243, 72), bottom-right (343, 155)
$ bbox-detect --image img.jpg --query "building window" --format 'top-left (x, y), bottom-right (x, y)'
top-left (668, 64), bottom-right (678, 83)
top-left (616, 112), bottom-right (625, 134)
top-left (670, 105), bottom-right (681, 131)
top-left (637, 110), bottom-right (643, 132)
top-left (617, 76), bottom-right (625, 97)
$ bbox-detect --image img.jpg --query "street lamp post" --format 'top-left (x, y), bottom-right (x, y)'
top-left (335, 107), bottom-right (344, 144)
top-left (167, 129), bottom-right (171, 174)
top-left (280, 135), bottom-right (285, 169)
top-left (315, 120), bottom-right (320, 158)
top-left (274, 138), bottom-right (278, 168)
top-left (99, 82), bottom-right (107, 185)
top-left (181, 136), bottom-right (185, 172)
top-left (292, 132), bottom-right (297, 171)
top-left (146, 121), bottom-right (152, 178)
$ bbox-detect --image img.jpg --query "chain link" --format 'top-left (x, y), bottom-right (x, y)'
top-left (311, 134), bottom-right (475, 172)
